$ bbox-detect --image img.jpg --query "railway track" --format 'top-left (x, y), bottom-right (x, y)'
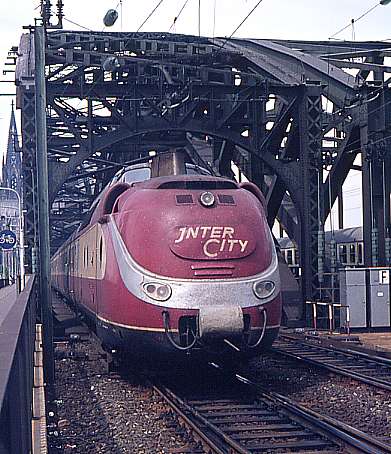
top-left (54, 295), bottom-right (391, 452)
top-left (154, 365), bottom-right (391, 453)
top-left (272, 335), bottom-right (391, 392)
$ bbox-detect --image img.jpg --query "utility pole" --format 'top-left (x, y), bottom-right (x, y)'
top-left (34, 24), bottom-right (55, 385)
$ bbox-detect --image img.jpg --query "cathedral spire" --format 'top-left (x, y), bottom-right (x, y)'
top-left (2, 101), bottom-right (22, 196)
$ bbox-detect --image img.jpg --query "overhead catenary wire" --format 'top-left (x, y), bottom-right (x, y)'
top-left (169, 0), bottom-right (191, 32)
top-left (212, 0), bottom-right (217, 38)
top-left (137, 0), bottom-right (165, 32)
top-left (63, 17), bottom-right (93, 31)
top-left (329, 3), bottom-right (379, 39)
top-left (219, 0), bottom-right (266, 50)
top-left (120, 0), bottom-right (123, 31)
top-left (198, 0), bottom-right (201, 37)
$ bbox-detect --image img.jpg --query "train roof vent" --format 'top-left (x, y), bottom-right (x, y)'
top-left (217, 194), bottom-right (235, 205)
top-left (176, 194), bottom-right (194, 205)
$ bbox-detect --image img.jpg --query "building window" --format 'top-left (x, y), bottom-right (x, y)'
top-left (358, 243), bottom-right (363, 265)
top-left (339, 245), bottom-right (347, 264)
top-left (349, 244), bottom-right (356, 265)
top-left (294, 249), bottom-right (299, 266)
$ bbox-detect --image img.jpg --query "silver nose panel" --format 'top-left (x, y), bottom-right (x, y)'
top-left (199, 305), bottom-right (244, 338)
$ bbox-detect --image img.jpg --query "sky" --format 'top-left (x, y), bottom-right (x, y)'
top-left (0, 0), bottom-right (390, 229)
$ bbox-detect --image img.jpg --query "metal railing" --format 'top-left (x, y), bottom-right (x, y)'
top-left (306, 300), bottom-right (351, 334)
top-left (0, 276), bottom-right (37, 454)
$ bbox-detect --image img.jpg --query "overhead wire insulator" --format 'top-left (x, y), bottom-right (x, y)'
top-left (57, 0), bottom-right (64, 26)
top-left (41, 0), bottom-right (52, 25)
top-left (380, 0), bottom-right (391, 5)
top-left (103, 9), bottom-right (119, 27)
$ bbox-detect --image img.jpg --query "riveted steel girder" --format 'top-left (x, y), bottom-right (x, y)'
top-left (15, 30), bottom-right (391, 306)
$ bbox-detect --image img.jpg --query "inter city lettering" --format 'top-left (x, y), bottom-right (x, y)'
top-left (174, 226), bottom-right (249, 258)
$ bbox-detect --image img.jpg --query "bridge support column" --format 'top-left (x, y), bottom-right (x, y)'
top-left (297, 85), bottom-right (324, 303)
top-left (35, 25), bottom-right (55, 385)
top-left (21, 91), bottom-right (38, 274)
top-left (362, 88), bottom-right (391, 266)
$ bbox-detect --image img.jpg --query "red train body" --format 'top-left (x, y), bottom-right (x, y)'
top-left (52, 160), bottom-right (281, 362)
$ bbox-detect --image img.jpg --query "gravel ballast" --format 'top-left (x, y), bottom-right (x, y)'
top-left (51, 336), bottom-right (391, 452)
top-left (247, 352), bottom-right (391, 441)
top-left (51, 339), bottom-right (199, 453)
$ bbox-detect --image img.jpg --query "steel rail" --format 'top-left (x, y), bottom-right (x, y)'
top-left (235, 371), bottom-right (391, 453)
top-left (273, 335), bottom-right (391, 392)
top-left (154, 365), bottom-right (391, 454)
top-left (260, 389), bottom-right (391, 454)
top-left (153, 384), bottom-right (234, 454)
top-left (280, 333), bottom-right (391, 365)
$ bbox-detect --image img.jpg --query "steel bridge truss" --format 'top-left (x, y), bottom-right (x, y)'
top-left (15, 31), bottom-right (391, 310)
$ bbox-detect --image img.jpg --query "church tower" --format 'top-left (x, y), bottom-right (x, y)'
top-left (2, 101), bottom-right (22, 197)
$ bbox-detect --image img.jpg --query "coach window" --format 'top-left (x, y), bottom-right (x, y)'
top-left (99, 237), bottom-right (103, 267)
top-left (72, 246), bottom-right (76, 271)
top-left (339, 245), bottom-right (347, 265)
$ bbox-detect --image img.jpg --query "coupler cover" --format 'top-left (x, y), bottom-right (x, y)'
top-left (199, 305), bottom-right (244, 338)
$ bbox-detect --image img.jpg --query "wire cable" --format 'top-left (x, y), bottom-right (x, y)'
top-left (198, 0), bottom-right (201, 37)
top-left (137, 0), bottom-right (165, 32)
top-left (63, 17), bottom-right (93, 31)
top-left (120, 0), bottom-right (123, 31)
top-left (212, 0), bottom-right (217, 38)
top-left (219, 0), bottom-right (266, 50)
top-left (168, 0), bottom-right (191, 32)
top-left (329, 3), bottom-right (379, 39)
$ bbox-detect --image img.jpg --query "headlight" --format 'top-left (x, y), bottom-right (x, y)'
top-left (143, 282), bottom-right (172, 301)
top-left (253, 280), bottom-right (275, 299)
top-left (199, 191), bottom-right (215, 207)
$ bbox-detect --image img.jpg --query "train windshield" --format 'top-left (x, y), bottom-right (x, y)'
top-left (115, 162), bottom-right (210, 185)
top-left (120, 167), bottom-right (151, 184)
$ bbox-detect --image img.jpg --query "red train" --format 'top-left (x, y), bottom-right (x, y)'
top-left (52, 153), bottom-right (281, 362)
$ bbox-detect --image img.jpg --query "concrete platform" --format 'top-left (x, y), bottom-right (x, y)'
top-left (357, 332), bottom-right (391, 353)
top-left (0, 284), bottom-right (17, 321)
